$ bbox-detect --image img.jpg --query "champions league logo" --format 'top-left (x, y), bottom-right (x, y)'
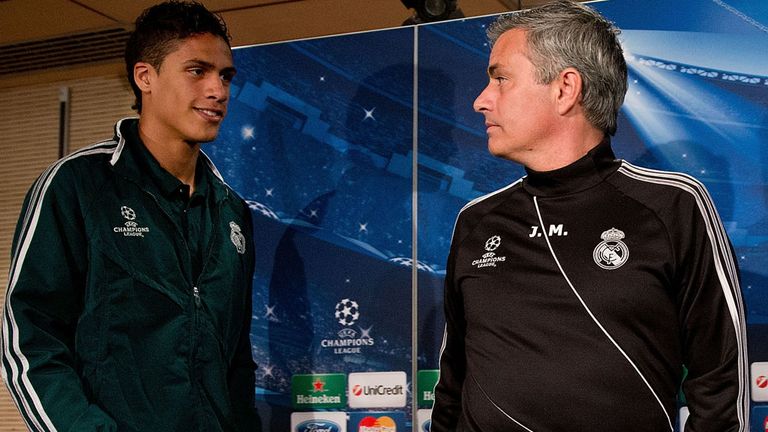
top-left (113, 206), bottom-right (150, 238)
top-left (472, 235), bottom-right (506, 269)
top-left (593, 227), bottom-right (629, 270)
top-left (485, 235), bottom-right (501, 251)
top-left (320, 298), bottom-right (375, 355)
top-left (335, 298), bottom-right (359, 326)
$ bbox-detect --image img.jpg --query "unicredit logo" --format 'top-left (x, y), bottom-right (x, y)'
top-left (351, 384), bottom-right (404, 396)
top-left (348, 371), bottom-right (407, 408)
top-left (758, 375), bottom-right (768, 389)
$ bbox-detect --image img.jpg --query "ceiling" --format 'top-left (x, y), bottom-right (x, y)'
top-left (0, 0), bottom-right (550, 86)
top-left (0, 0), bottom-right (536, 46)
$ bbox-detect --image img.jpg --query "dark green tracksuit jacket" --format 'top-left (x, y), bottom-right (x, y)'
top-left (1, 118), bottom-right (260, 431)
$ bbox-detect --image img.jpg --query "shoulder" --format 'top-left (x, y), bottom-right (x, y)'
top-left (39, 138), bottom-right (120, 193)
top-left (200, 155), bottom-right (254, 227)
top-left (452, 178), bottom-right (524, 239)
top-left (612, 161), bottom-right (710, 207)
top-left (610, 161), bottom-right (713, 215)
top-left (459, 178), bottom-right (523, 217)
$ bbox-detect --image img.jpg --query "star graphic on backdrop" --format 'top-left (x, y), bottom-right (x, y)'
top-left (312, 379), bottom-right (325, 392)
top-left (309, 209), bottom-right (319, 218)
top-left (261, 363), bottom-right (274, 378)
top-left (264, 304), bottom-right (278, 321)
top-left (363, 107), bottom-right (376, 121)
top-left (358, 222), bottom-right (368, 233)
top-left (241, 126), bottom-right (255, 139)
top-left (265, 188), bottom-right (274, 197)
top-left (360, 326), bottom-right (373, 339)
top-left (320, 76), bottom-right (326, 82)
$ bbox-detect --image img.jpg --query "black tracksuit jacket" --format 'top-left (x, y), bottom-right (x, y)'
top-left (432, 142), bottom-right (748, 432)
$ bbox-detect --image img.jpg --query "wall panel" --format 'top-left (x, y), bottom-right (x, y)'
top-left (0, 75), bottom-right (132, 430)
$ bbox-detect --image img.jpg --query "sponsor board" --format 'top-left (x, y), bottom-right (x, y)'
top-left (348, 411), bottom-right (406, 432)
top-left (291, 411), bottom-right (347, 432)
top-left (292, 373), bottom-right (346, 409)
top-left (348, 371), bottom-right (407, 408)
top-left (417, 370), bottom-right (439, 408)
top-left (752, 405), bottom-right (768, 432)
top-left (417, 409), bottom-right (432, 432)
top-left (752, 363), bottom-right (768, 402)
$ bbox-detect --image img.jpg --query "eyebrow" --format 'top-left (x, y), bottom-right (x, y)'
top-left (184, 59), bottom-right (237, 75)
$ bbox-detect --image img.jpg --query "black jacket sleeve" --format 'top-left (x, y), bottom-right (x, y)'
top-left (431, 226), bottom-right (467, 431)
top-left (674, 186), bottom-right (748, 432)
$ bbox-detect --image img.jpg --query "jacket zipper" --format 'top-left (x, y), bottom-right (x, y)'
top-left (192, 286), bottom-right (201, 307)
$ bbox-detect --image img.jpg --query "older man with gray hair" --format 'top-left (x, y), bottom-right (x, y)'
top-left (432, 1), bottom-right (748, 431)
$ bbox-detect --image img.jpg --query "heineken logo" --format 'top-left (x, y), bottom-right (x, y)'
top-left (417, 369), bottom-right (439, 408)
top-left (291, 373), bottom-right (346, 409)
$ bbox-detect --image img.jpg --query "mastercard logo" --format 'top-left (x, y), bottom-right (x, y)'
top-left (357, 415), bottom-right (397, 432)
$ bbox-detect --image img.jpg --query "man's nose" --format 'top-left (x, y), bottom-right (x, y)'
top-left (473, 85), bottom-right (492, 113)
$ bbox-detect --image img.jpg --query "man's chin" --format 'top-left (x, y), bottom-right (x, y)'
top-left (189, 128), bottom-right (221, 144)
top-left (487, 142), bottom-right (508, 158)
top-left (487, 143), bottom-right (524, 163)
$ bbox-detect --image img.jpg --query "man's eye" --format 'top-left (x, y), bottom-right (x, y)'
top-left (221, 72), bottom-right (235, 83)
top-left (189, 68), bottom-right (204, 76)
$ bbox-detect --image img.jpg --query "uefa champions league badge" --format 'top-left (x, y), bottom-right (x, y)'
top-left (593, 227), bottom-right (629, 270)
top-left (471, 235), bottom-right (507, 269)
top-left (229, 221), bottom-right (246, 254)
top-left (113, 205), bottom-right (150, 237)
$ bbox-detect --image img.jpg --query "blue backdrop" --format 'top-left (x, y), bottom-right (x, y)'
top-left (205, 0), bottom-right (768, 430)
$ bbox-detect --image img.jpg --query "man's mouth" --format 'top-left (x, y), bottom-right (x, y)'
top-left (194, 107), bottom-right (224, 121)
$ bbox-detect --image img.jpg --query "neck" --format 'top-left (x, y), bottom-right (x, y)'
top-left (138, 117), bottom-right (199, 189)
top-left (521, 124), bottom-right (605, 172)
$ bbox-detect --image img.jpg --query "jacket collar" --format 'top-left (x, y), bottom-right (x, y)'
top-left (522, 138), bottom-right (621, 197)
top-left (110, 118), bottom-right (231, 203)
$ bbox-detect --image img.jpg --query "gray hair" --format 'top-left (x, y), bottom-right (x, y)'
top-left (487, 0), bottom-right (627, 135)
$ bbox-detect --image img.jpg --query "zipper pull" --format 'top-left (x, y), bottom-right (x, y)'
top-left (193, 286), bottom-right (201, 307)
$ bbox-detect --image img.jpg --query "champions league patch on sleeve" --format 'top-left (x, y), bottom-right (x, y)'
top-left (593, 227), bottom-right (629, 270)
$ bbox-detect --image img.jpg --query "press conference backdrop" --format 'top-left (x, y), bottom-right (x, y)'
top-left (204, 0), bottom-right (768, 430)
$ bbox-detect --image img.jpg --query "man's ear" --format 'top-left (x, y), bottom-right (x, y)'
top-left (133, 62), bottom-right (153, 93)
top-left (555, 67), bottom-right (583, 115)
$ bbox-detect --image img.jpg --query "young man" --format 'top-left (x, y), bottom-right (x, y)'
top-left (432, 1), bottom-right (748, 431)
top-left (1, 2), bottom-right (260, 431)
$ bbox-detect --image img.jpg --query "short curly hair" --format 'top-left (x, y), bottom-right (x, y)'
top-left (124, 1), bottom-right (231, 113)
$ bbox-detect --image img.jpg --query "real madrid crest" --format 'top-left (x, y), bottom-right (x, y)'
top-left (229, 221), bottom-right (246, 254)
top-left (593, 227), bottom-right (629, 270)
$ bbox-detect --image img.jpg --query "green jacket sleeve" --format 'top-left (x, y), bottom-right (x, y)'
top-left (227, 206), bottom-right (261, 431)
top-left (1, 162), bottom-right (117, 431)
